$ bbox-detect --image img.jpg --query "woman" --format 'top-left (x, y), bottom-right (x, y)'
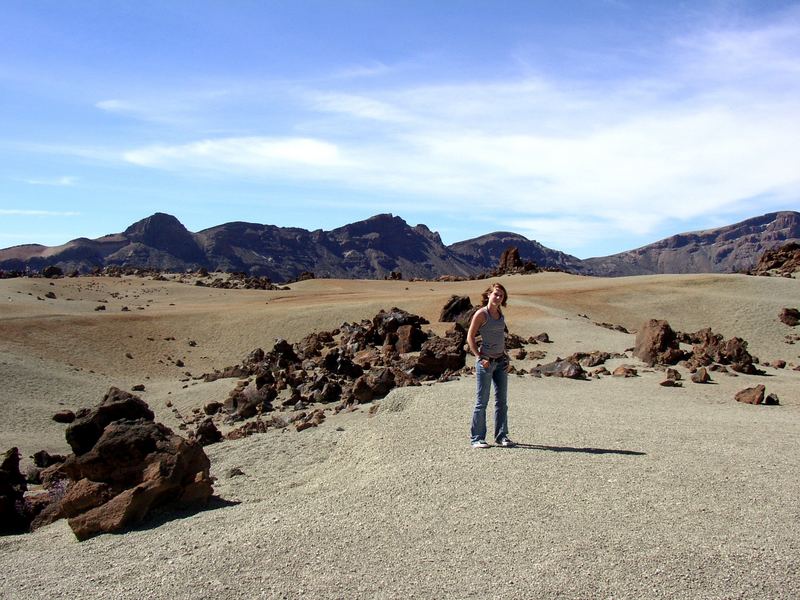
top-left (467, 282), bottom-right (515, 449)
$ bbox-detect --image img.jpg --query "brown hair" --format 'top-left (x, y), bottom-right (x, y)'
top-left (481, 282), bottom-right (508, 307)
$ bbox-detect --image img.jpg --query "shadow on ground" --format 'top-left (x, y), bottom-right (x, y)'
top-left (509, 443), bottom-right (646, 456)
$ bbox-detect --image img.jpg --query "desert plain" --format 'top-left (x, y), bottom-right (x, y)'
top-left (1, 271), bottom-right (799, 599)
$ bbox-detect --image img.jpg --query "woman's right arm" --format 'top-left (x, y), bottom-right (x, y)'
top-left (467, 309), bottom-right (486, 360)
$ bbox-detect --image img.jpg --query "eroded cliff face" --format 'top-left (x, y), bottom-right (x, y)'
top-left (579, 211), bottom-right (800, 276)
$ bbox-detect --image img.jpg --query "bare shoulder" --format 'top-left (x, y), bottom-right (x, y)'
top-left (469, 307), bottom-right (487, 328)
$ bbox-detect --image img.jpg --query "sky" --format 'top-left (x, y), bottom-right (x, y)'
top-left (1, 0), bottom-right (798, 259)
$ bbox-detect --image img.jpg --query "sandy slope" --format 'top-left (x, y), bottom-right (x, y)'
top-left (1, 272), bottom-right (799, 599)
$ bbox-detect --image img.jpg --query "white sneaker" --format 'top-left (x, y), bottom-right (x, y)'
top-left (498, 437), bottom-right (516, 448)
top-left (471, 440), bottom-right (490, 449)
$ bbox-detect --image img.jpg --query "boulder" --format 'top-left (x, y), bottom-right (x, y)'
top-left (32, 450), bottom-right (66, 468)
top-left (612, 366), bottom-right (638, 378)
top-left (567, 351), bottom-right (615, 368)
top-left (779, 308), bottom-right (799, 327)
top-left (735, 385), bottom-right (766, 405)
top-left (395, 324), bottom-right (426, 353)
top-left (691, 367), bottom-right (711, 384)
top-left (224, 382), bottom-right (276, 420)
top-left (37, 417), bottom-right (213, 540)
top-left (193, 418), bottom-right (223, 446)
top-left (634, 319), bottom-right (684, 366)
top-left (352, 368), bottom-right (396, 403)
top-left (439, 295), bottom-right (475, 328)
top-left (0, 447), bottom-right (28, 534)
top-left (413, 324), bottom-right (467, 377)
top-left (65, 387), bottom-right (155, 456)
top-left (531, 359), bottom-right (586, 379)
top-left (52, 410), bottom-right (76, 424)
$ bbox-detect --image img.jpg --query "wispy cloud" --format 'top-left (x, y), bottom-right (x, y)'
top-left (113, 15), bottom-right (800, 253)
top-left (23, 176), bottom-right (77, 186)
top-left (123, 137), bottom-right (351, 171)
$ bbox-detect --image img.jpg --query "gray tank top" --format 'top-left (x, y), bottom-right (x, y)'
top-left (478, 307), bottom-right (505, 357)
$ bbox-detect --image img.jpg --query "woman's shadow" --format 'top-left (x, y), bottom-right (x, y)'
top-left (504, 443), bottom-right (645, 456)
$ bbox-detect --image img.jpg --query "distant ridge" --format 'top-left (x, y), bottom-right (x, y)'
top-left (0, 210), bottom-right (798, 280)
top-left (580, 211), bottom-right (800, 276)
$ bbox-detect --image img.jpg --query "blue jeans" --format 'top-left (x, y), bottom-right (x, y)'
top-left (471, 357), bottom-right (509, 443)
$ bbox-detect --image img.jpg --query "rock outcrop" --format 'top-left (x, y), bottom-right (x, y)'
top-left (1, 447), bottom-right (28, 534)
top-left (751, 241), bottom-right (800, 276)
top-left (634, 320), bottom-right (685, 366)
top-left (30, 389), bottom-right (213, 541)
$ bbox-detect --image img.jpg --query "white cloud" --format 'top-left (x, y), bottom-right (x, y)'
top-left (123, 137), bottom-right (351, 172)
top-left (23, 176), bottom-right (77, 186)
top-left (115, 14), bottom-right (800, 253)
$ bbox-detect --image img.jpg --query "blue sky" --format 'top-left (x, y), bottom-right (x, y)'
top-left (1, 1), bottom-right (798, 258)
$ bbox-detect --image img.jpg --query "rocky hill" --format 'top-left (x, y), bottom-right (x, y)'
top-left (449, 231), bottom-right (583, 273)
top-left (579, 211), bottom-right (800, 276)
top-left (1, 210), bottom-right (798, 280)
top-left (0, 213), bottom-right (483, 281)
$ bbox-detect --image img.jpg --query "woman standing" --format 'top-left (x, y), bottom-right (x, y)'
top-left (467, 282), bottom-right (515, 449)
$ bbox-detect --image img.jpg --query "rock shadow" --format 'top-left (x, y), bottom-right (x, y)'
top-left (124, 495), bottom-right (241, 534)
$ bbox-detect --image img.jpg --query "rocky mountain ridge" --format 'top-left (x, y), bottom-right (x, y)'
top-left (1, 211), bottom-right (798, 280)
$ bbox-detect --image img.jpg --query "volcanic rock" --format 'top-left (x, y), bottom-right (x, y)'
top-left (634, 320), bottom-right (684, 366)
top-left (691, 367), bottom-right (711, 384)
top-left (439, 295), bottom-right (475, 328)
top-left (412, 324), bottom-right (467, 378)
top-left (36, 414), bottom-right (213, 540)
top-left (1, 447), bottom-right (28, 534)
top-left (612, 366), bottom-right (638, 378)
top-left (52, 410), bottom-right (76, 423)
top-left (734, 385), bottom-right (767, 405)
top-left (65, 387), bottom-right (155, 455)
top-left (779, 308), bottom-right (800, 326)
top-left (531, 359), bottom-right (586, 379)
top-left (193, 418), bottom-right (223, 446)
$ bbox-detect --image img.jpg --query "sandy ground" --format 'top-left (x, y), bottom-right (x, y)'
top-left (1, 272), bottom-right (799, 599)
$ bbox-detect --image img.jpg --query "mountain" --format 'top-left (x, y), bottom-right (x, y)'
top-left (0, 213), bottom-right (482, 280)
top-left (194, 214), bottom-right (477, 280)
top-left (1, 210), bottom-right (798, 280)
top-left (580, 211), bottom-right (800, 276)
top-left (449, 232), bottom-right (583, 273)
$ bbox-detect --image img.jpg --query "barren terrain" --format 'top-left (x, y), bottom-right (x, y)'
top-left (1, 272), bottom-right (799, 599)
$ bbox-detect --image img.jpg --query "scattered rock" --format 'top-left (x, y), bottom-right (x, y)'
top-left (691, 367), bottom-right (711, 384)
top-left (203, 401), bottom-right (223, 415)
top-left (531, 359), bottom-right (585, 379)
top-left (779, 308), bottom-right (799, 326)
top-left (734, 385), bottom-right (771, 405)
top-left (612, 366), bottom-right (638, 378)
top-left (52, 410), bottom-right (76, 424)
top-left (192, 418), bottom-right (223, 446)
